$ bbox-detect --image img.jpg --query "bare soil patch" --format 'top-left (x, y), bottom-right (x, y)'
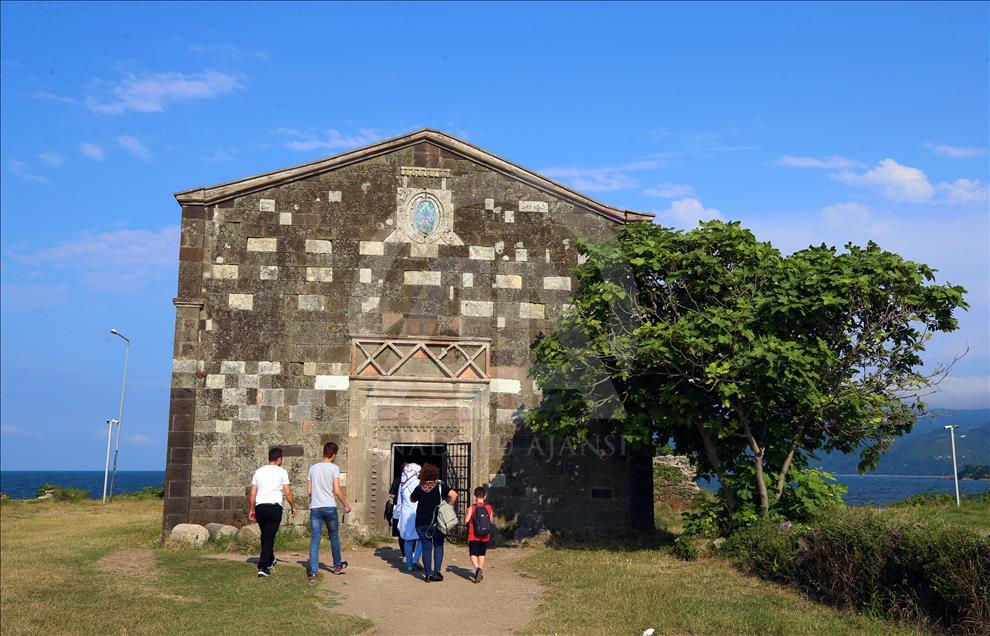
top-left (97, 548), bottom-right (156, 578)
top-left (210, 542), bottom-right (544, 635)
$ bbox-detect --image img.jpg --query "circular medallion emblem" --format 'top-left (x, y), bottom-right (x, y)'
top-left (412, 198), bottom-right (439, 236)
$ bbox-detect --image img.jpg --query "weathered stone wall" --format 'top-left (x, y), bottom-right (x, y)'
top-left (164, 140), bottom-right (652, 533)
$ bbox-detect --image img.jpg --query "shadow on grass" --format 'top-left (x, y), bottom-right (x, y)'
top-left (543, 526), bottom-right (677, 552)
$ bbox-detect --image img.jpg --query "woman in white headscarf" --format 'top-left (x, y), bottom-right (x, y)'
top-left (397, 462), bottom-right (422, 571)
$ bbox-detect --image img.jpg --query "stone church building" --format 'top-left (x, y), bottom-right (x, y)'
top-left (163, 130), bottom-right (655, 536)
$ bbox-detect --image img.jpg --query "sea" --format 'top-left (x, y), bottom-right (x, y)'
top-left (2, 470), bottom-right (988, 505)
top-left (1, 471), bottom-right (166, 500)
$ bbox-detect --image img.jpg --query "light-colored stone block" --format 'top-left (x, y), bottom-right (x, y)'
top-left (504, 209), bottom-right (515, 223)
top-left (260, 389), bottom-right (284, 406)
top-left (461, 300), bottom-right (494, 317)
top-left (306, 267), bottom-right (333, 282)
top-left (238, 374), bottom-right (260, 389)
top-left (247, 238), bottom-right (276, 252)
top-left (404, 270), bottom-right (441, 286)
top-left (315, 375), bottom-right (349, 390)
top-left (259, 199), bottom-right (276, 212)
top-left (410, 243), bottom-right (438, 258)
top-left (469, 246), bottom-right (495, 260)
top-left (205, 374), bottom-right (225, 389)
top-left (303, 362), bottom-right (318, 376)
top-left (495, 274), bottom-right (522, 289)
top-left (484, 198), bottom-right (495, 210)
top-left (279, 212), bottom-right (292, 225)
top-left (328, 190), bottom-right (342, 202)
top-left (213, 265), bottom-right (238, 280)
top-left (258, 361), bottom-right (281, 375)
top-left (239, 405), bottom-right (261, 421)
top-left (359, 268), bottom-right (372, 283)
top-left (305, 239), bottom-right (332, 254)
top-left (515, 248), bottom-right (528, 262)
top-left (491, 378), bottom-right (522, 394)
top-left (520, 200), bottom-right (549, 213)
top-left (260, 266), bottom-right (278, 280)
top-left (360, 241), bottom-right (384, 256)
top-left (214, 420), bottom-right (232, 433)
top-left (520, 302), bottom-right (545, 319)
top-left (544, 276), bottom-right (571, 291)
top-left (220, 360), bottom-right (245, 374)
top-left (298, 294), bottom-right (325, 311)
top-left (222, 388), bottom-right (247, 405)
top-left (462, 273), bottom-right (473, 287)
top-left (173, 359), bottom-right (197, 374)
top-left (228, 293), bottom-right (253, 310)
top-left (361, 296), bottom-right (380, 312)
top-left (497, 316), bottom-right (506, 329)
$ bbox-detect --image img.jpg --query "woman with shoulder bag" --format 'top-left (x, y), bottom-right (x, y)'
top-left (409, 463), bottom-right (457, 582)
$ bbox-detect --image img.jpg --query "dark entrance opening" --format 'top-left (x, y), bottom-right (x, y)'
top-left (391, 442), bottom-right (471, 540)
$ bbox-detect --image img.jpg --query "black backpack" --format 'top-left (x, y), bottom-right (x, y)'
top-left (472, 504), bottom-right (492, 538)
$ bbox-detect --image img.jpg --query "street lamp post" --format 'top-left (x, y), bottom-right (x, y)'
top-left (102, 419), bottom-right (118, 503)
top-left (109, 329), bottom-right (130, 502)
top-left (944, 425), bottom-right (961, 507)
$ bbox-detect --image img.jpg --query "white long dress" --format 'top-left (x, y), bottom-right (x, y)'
top-left (397, 464), bottom-right (421, 541)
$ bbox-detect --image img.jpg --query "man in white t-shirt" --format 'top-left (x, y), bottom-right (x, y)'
top-left (249, 447), bottom-right (297, 577)
top-left (307, 441), bottom-right (352, 581)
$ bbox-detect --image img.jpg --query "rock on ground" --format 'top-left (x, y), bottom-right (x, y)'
top-left (170, 523), bottom-right (209, 546)
top-left (237, 523), bottom-right (261, 543)
top-left (205, 523), bottom-right (238, 539)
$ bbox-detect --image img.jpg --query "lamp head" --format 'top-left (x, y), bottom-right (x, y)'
top-left (944, 425), bottom-right (959, 430)
top-left (110, 328), bottom-right (118, 335)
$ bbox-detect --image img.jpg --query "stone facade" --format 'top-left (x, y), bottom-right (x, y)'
top-left (163, 130), bottom-right (655, 535)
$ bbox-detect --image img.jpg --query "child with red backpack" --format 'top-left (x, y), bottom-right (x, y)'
top-left (464, 486), bottom-right (493, 583)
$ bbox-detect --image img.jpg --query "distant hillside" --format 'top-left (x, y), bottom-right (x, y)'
top-left (814, 409), bottom-right (990, 476)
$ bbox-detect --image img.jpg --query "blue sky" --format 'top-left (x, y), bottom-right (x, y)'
top-left (1, 2), bottom-right (987, 470)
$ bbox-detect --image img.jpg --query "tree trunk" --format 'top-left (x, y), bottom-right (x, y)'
top-left (742, 421), bottom-right (770, 515)
top-left (775, 424), bottom-right (805, 501)
top-left (696, 421), bottom-right (737, 511)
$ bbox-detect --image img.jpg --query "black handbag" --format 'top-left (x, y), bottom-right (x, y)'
top-left (384, 499), bottom-right (394, 522)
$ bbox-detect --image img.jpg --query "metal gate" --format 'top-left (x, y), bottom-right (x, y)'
top-left (442, 442), bottom-right (471, 541)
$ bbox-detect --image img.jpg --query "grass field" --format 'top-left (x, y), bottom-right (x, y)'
top-left (2, 497), bottom-right (943, 635)
top-left (0, 499), bottom-right (371, 635)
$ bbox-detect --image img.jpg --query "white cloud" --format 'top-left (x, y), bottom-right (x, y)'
top-left (821, 202), bottom-right (888, 235)
top-left (31, 91), bottom-right (77, 104)
top-left (80, 143), bottom-right (104, 161)
top-left (9, 226), bottom-right (179, 293)
top-left (127, 433), bottom-right (154, 444)
top-left (776, 154), bottom-right (862, 169)
top-left (275, 128), bottom-right (386, 152)
top-left (38, 151), bottom-right (64, 167)
top-left (8, 160), bottom-right (47, 183)
top-left (834, 159), bottom-right (987, 206)
top-left (833, 159), bottom-right (936, 203)
top-left (85, 70), bottom-right (243, 114)
top-left (936, 178), bottom-right (988, 205)
top-left (926, 143), bottom-right (987, 159)
top-left (116, 136), bottom-right (153, 161)
top-left (542, 160), bottom-right (664, 193)
top-left (926, 375), bottom-right (990, 410)
top-left (644, 183), bottom-right (695, 198)
top-left (654, 198), bottom-right (725, 227)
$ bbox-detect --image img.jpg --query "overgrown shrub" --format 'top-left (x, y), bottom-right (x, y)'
top-left (725, 507), bottom-right (990, 633)
top-left (35, 483), bottom-right (89, 502)
top-left (672, 535), bottom-right (698, 561)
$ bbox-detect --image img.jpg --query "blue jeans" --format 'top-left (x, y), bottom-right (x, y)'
top-left (403, 536), bottom-right (422, 569)
top-left (309, 507), bottom-right (342, 575)
top-left (416, 524), bottom-right (445, 576)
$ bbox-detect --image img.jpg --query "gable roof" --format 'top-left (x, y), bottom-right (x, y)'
top-left (174, 129), bottom-right (653, 224)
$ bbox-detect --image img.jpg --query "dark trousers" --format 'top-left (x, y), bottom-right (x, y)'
top-left (392, 518), bottom-right (405, 556)
top-left (255, 503), bottom-right (283, 571)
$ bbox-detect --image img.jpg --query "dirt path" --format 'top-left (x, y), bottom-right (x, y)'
top-left (212, 543), bottom-right (544, 635)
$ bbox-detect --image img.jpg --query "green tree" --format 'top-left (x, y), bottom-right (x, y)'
top-left (526, 221), bottom-right (967, 518)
